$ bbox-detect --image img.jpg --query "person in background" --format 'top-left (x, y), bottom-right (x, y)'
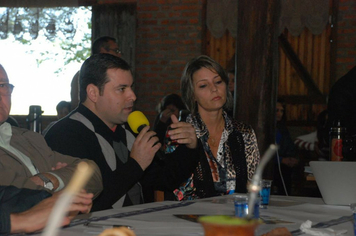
top-left (0, 64), bottom-right (102, 198)
top-left (0, 185), bottom-right (93, 235)
top-left (70, 36), bottom-right (122, 111)
top-left (42, 101), bottom-right (71, 136)
top-left (326, 66), bottom-right (356, 160)
top-left (327, 66), bottom-right (356, 137)
top-left (177, 55), bottom-right (260, 200)
top-left (91, 36), bottom-right (122, 57)
top-left (152, 93), bottom-right (188, 201)
top-left (153, 93), bottom-right (187, 145)
top-left (273, 99), bottom-right (298, 195)
top-left (56, 101), bottom-right (71, 119)
top-left (70, 71), bottom-right (80, 112)
top-left (294, 110), bottom-right (329, 160)
top-left (45, 54), bottom-right (201, 211)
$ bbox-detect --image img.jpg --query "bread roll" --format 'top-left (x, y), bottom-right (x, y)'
top-left (261, 227), bottom-right (292, 236)
top-left (98, 227), bottom-right (136, 236)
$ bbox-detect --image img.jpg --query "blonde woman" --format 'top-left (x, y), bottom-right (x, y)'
top-left (175, 55), bottom-right (260, 200)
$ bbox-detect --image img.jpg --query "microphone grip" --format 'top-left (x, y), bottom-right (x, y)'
top-left (136, 124), bottom-right (166, 160)
top-left (137, 124), bottom-right (147, 133)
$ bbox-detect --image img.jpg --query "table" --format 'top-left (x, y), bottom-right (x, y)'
top-left (37, 195), bottom-right (354, 236)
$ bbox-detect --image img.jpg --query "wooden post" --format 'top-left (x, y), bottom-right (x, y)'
top-left (154, 190), bottom-right (165, 202)
top-left (235, 0), bottom-right (281, 179)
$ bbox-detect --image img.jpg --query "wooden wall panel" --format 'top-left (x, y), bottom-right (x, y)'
top-left (206, 18), bottom-right (331, 131)
top-left (279, 28), bottom-right (330, 125)
top-left (206, 30), bottom-right (236, 70)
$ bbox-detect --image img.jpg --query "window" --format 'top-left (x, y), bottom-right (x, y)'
top-left (0, 7), bottom-right (91, 115)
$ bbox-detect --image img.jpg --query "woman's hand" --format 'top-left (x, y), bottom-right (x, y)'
top-left (168, 115), bottom-right (197, 149)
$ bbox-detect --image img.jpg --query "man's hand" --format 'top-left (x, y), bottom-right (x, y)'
top-left (51, 162), bottom-right (68, 171)
top-left (65, 190), bottom-right (93, 219)
top-left (130, 126), bottom-right (161, 170)
top-left (168, 115), bottom-right (197, 149)
top-left (30, 173), bottom-right (60, 191)
top-left (10, 190), bottom-right (93, 234)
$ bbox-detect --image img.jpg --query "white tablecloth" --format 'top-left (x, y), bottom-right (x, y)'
top-left (34, 195), bottom-right (354, 236)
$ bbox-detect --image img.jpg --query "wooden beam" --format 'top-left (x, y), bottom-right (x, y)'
top-left (236, 0), bottom-right (281, 179)
top-left (278, 34), bottom-right (326, 103)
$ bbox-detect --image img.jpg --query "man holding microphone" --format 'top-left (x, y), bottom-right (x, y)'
top-left (45, 54), bottom-right (202, 211)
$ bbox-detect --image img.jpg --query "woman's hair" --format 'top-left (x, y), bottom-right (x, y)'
top-left (277, 98), bottom-right (287, 124)
top-left (156, 93), bottom-right (186, 113)
top-left (180, 55), bottom-right (233, 115)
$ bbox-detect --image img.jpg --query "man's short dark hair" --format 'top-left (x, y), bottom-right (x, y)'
top-left (56, 101), bottom-right (71, 113)
top-left (79, 53), bottom-right (132, 103)
top-left (91, 36), bottom-right (117, 55)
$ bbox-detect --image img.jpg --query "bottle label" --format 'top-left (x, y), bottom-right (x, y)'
top-left (331, 138), bottom-right (343, 161)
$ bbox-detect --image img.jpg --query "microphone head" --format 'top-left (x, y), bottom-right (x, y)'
top-left (127, 111), bottom-right (150, 134)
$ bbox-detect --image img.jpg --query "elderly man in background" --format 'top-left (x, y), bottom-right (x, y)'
top-left (0, 64), bottom-right (103, 197)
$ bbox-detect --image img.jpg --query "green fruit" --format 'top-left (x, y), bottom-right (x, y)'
top-left (199, 215), bottom-right (258, 226)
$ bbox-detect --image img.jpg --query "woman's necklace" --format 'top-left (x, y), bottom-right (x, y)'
top-left (209, 136), bottom-right (219, 147)
top-left (208, 122), bottom-right (224, 148)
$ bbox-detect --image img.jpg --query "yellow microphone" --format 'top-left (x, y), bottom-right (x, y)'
top-left (127, 111), bottom-right (165, 160)
top-left (127, 111), bottom-right (150, 134)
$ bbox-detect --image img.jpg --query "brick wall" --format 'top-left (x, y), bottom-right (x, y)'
top-left (336, 0), bottom-right (356, 79)
top-left (135, 0), bottom-right (204, 124)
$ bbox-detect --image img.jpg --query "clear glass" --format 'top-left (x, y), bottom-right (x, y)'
top-left (234, 195), bottom-right (259, 219)
top-left (259, 179), bottom-right (272, 209)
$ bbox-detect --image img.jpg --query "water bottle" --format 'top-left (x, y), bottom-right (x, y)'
top-left (162, 109), bottom-right (191, 154)
top-left (26, 105), bottom-right (43, 133)
top-left (178, 109), bottom-right (190, 122)
top-left (329, 120), bottom-right (346, 161)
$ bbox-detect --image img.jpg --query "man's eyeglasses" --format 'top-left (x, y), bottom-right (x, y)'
top-left (0, 83), bottom-right (14, 95)
top-left (108, 48), bottom-right (122, 55)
